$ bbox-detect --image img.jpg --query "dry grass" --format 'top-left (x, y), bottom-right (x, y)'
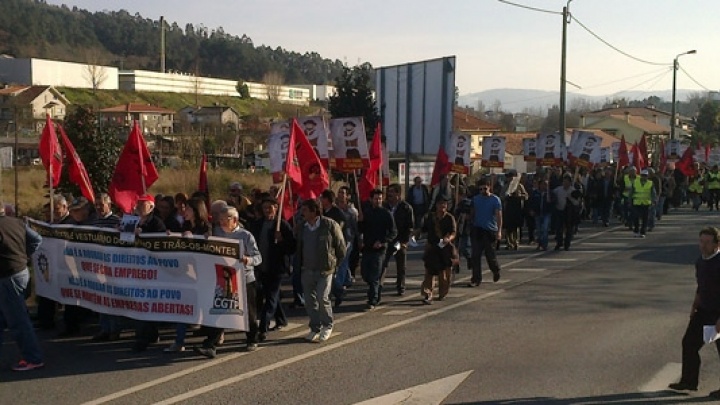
top-left (0, 166), bottom-right (272, 217)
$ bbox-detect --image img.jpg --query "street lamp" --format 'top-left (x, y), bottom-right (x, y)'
top-left (670, 49), bottom-right (697, 140)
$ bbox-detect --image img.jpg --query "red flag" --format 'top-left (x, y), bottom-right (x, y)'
top-left (706, 143), bottom-right (711, 163)
top-left (39, 114), bottom-right (62, 188)
top-left (638, 134), bottom-right (648, 166)
top-left (289, 118), bottom-right (329, 199)
top-left (618, 135), bottom-right (629, 168)
top-left (631, 142), bottom-right (645, 171)
top-left (108, 121), bottom-right (159, 213)
top-left (358, 123), bottom-right (383, 201)
top-left (676, 144), bottom-right (696, 176)
top-left (280, 180), bottom-right (296, 221)
top-left (659, 139), bottom-right (667, 175)
top-left (430, 146), bottom-right (452, 187)
top-left (58, 125), bottom-right (95, 203)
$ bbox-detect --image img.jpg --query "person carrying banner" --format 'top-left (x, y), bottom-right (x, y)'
top-left (0, 201), bottom-right (44, 371)
top-left (195, 206), bottom-right (262, 357)
top-left (296, 199), bottom-right (346, 342)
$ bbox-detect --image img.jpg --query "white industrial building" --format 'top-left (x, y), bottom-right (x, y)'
top-left (291, 84), bottom-right (336, 101)
top-left (0, 56), bottom-right (119, 90)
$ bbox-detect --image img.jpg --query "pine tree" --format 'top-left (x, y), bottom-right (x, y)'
top-left (328, 64), bottom-right (380, 139)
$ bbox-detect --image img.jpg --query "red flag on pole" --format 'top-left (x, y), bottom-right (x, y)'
top-left (631, 142), bottom-right (645, 171)
top-left (638, 134), bottom-right (648, 165)
top-left (358, 123), bottom-right (383, 202)
top-left (618, 135), bottom-right (629, 168)
top-left (289, 118), bottom-right (329, 199)
top-left (108, 120), bottom-right (159, 213)
top-left (280, 180), bottom-right (296, 221)
top-left (39, 114), bottom-right (62, 188)
top-left (58, 125), bottom-right (95, 203)
top-left (430, 146), bottom-right (452, 187)
top-left (706, 143), bottom-right (711, 163)
top-left (676, 144), bottom-right (696, 176)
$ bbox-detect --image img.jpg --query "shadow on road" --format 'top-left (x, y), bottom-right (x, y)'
top-left (451, 390), bottom-right (716, 404)
top-left (631, 243), bottom-right (697, 265)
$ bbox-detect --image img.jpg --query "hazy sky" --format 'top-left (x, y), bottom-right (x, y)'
top-left (45, 0), bottom-right (719, 97)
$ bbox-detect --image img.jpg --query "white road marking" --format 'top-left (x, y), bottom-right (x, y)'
top-left (352, 371), bottom-right (473, 405)
top-left (638, 362), bottom-right (682, 393)
top-left (569, 250), bottom-right (606, 254)
top-left (443, 293), bottom-right (467, 298)
top-left (510, 268), bottom-right (546, 272)
top-left (580, 242), bottom-right (627, 246)
top-left (152, 291), bottom-right (504, 405)
top-left (384, 310), bottom-right (415, 316)
top-left (537, 258), bottom-right (578, 262)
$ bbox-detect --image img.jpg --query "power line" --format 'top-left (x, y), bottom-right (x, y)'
top-left (578, 67), bottom-right (670, 91)
top-left (571, 15), bottom-right (670, 66)
top-left (678, 65), bottom-right (712, 91)
top-left (609, 68), bottom-right (671, 97)
top-left (497, 0), bottom-right (561, 15)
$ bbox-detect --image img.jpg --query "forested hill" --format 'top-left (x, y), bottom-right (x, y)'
top-left (0, 0), bottom-right (347, 84)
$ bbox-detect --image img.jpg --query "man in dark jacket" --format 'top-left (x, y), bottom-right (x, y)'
top-left (382, 184), bottom-right (414, 296)
top-left (358, 189), bottom-right (397, 310)
top-left (0, 201), bottom-right (44, 371)
top-left (406, 176), bottom-right (430, 231)
top-left (254, 197), bottom-right (296, 341)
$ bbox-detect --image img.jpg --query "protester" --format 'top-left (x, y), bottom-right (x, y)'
top-left (469, 178), bottom-right (502, 286)
top-left (420, 196), bottom-right (456, 304)
top-left (552, 175), bottom-right (581, 251)
top-left (91, 193), bottom-right (123, 342)
top-left (156, 195), bottom-right (182, 232)
top-left (669, 227), bottom-right (720, 398)
top-left (195, 206), bottom-right (262, 357)
top-left (334, 186), bottom-right (358, 305)
top-left (358, 189), bottom-right (397, 310)
top-left (0, 201), bottom-right (44, 371)
top-left (630, 170), bottom-right (655, 238)
top-left (382, 184), bottom-right (414, 296)
top-left (407, 176), bottom-right (430, 233)
top-left (454, 185), bottom-right (474, 272)
top-left (528, 178), bottom-right (553, 251)
top-left (296, 199), bottom-right (346, 342)
top-left (501, 171), bottom-right (527, 251)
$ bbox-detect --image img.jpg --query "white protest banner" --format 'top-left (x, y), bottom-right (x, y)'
top-left (298, 116), bottom-right (330, 168)
top-left (599, 147), bottom-right (610, 165)
top-left (330, 117), bottom-right (369, 172)
top-left (570, 130), bottom-right (602, 168)
top-left (695, 146), bottom-right (707, 164)
top-left (536, 133), bottom-right (562, 166)
top-left (29, 220), bottom-right (248, 331)
top-left (448, 132), bottom-right (470, 174)
top-left (268, 121), bottom-right (291, 183)
top-left (709, 147), bottom-right (720, 166)
top-left (398, 162), bottom-right (434, 185)
top-left (611, 142), bottom-right (620, 162)
top-left (481, 136), bottom-right (505, 168)
top-left (523, 138), bottom-right (537, 162)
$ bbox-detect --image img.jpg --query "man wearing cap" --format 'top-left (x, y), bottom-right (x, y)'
top-left (0, 201), bottom-right (45, 371)
top-left (630, 169), bottom-right (656, 238)
top-left (132, 194), bottom-right (167, 352)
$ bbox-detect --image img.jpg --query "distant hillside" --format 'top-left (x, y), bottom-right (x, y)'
top-left (458, 88), bottom-right (703, 115)
top-left (0, 0), bottom-right (347, 85)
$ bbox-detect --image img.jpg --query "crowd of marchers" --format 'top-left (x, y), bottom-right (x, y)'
top-left (1, 160), bottom-right (714, 371)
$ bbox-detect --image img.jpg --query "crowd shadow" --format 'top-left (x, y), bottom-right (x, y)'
top-left (451, 390), bottom-right (716, 404)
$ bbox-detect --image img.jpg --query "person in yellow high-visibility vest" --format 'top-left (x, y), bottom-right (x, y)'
top-left (620, 167), bottom-right (638, 229)
top-left (631, 170), bottom-right (656, 238)
top-left (704, 165), bottom-right (720, 211)
top-left (688, 174), bottom-right (704, 211)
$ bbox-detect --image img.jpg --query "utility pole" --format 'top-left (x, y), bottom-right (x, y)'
top-left (670, 50), bottom-right (696, 140)
top-left (160, 16), bottom-right (166, 74)
top-left (559, 0), bottom-right (572, 142)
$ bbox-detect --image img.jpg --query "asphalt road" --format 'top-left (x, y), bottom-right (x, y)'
top-left (3, 209), bottom-right (720, 404)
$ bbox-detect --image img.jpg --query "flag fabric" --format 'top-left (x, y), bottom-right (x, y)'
top-left (58, 125), bottom-right (95, 203)
top-left (430, 146), bottom-right (452, 187)
top-left (631, 142), bottom-right (645, 171)
top-left (358, 123), bottom-right (383, 202)
top-left (280, 180), bottom-right (296, 221)
top-left (676, 144), bottom-right (696, 176)
top-left (638, 134), bottom-right (648, 166)
top-left (289, 118), bottom-right (329, 199)
top-left (618, 136), bottom-right (629, 168)
top-left (706, 143), bottom-right (711, 164)
top-left (39, 114), bottom-right (62, 188)
top-left (108, 121), bottom-right (159, 213)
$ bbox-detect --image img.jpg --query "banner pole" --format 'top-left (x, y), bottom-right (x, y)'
top-left (276, 173), bottom-right (287, 233)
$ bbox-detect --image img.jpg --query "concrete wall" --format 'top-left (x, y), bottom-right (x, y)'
top-left (0, 58), bottom-right (118, 89)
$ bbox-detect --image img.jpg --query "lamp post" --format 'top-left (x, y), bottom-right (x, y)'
top-left (670, 50), bottom-right (696, 140)
top-left (559, 0), bottom-right (572, 143)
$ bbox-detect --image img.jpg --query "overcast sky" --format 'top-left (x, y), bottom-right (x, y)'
top-left (45, 0), bottom-right (719, 97)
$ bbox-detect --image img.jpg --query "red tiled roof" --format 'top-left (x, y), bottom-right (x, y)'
top-left (586, 106), bottom-right (670, 118)
top-left (0, 85), bottom-right (30, 96)
top-left (495, 132), bottom-right (538, 155)
top-left (453, 109), bottom-right (501, 131)
top-left (99, 103), bottom-right (175, 114)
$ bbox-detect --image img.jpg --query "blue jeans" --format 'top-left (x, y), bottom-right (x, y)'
top-left (333, 242), bottom-right (353, 299)
top-left (0, 269), bottom-right (43, 364)
top-left (361, 250), bottom-right (385, 305)
top-left (534, 214), bottom-right (551, 249)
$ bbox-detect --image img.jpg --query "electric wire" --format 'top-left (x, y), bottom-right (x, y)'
top-left (678, 65), bottom-right (712, 91)
top-left (608, 68), bottom-right (671, 97)
top-left (497, 0), bottom-right (561, 15)
top-left (570, 15), bottom-right (670, 66)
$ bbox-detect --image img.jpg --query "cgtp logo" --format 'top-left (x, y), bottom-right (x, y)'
top-left (209, 264), bottom-right (243, 315)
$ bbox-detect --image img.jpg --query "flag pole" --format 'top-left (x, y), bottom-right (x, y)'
top-left (276, 174), bottom-right (287, 233)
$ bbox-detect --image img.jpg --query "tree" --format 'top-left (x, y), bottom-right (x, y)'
top-left (83, 49), bottom-right (108, 93)
top-left (262, 71), bottom-right (284, 101)
top-left (694, 101), bottom-right (720, 137)
top-left (59, 106), bottom-right (122, 196)
top-left (328, 64), bottom-right (380, 138)
top-left (236, 79), bottom-right (250, 99)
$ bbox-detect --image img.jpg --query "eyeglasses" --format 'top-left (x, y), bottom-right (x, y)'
top-left (479, 187), bottom-right (489, 191)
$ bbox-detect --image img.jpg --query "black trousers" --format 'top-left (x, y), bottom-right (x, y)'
top-left (204, 281), bottom-right (258, 348)
top-left (470, 228), bottom-right (501, 284)
top-left (680, 308), bottom-right (720, 388)
top-left (258, 273), bottom-right (287, 333)
top-left (37, 296), bottom-right (56, 328)
top-left (381, 245), bottom-right (407, 292)
top-left (633, 205), bottom-right (649, 235)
